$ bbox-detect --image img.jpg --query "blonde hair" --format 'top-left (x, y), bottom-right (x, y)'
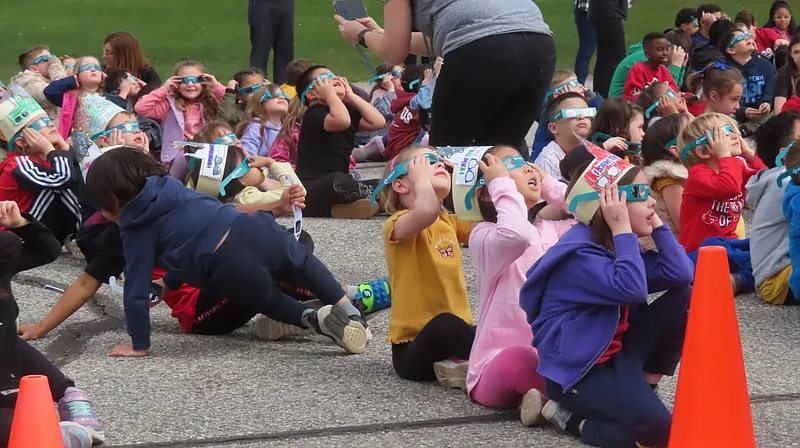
top-left (550, 70), bottom-right (577, 88)
top-left (237, 84), bottom-right (283, 141)
top-left (18, 46), bottom-right (49, 70)
top-left (73, 56), bottom-right (105, 92)
top-left (380, 145), bottom-right (439, 214)
top-left (678, 113), bottom-right (739, 167)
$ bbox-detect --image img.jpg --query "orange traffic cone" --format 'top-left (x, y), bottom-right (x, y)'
top-left (8, 375), bottom-right (64, 448)
top-left (668, 246), bottom-right (755, 448)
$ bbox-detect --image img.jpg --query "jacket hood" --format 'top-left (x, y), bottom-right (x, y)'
top-left (746, 166), bottom-right (782, 207)
top-left (119, 175), bottom-right (184, 231)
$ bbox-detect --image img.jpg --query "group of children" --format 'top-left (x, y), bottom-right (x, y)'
top-left (1, 2), bottom-right (800, 447)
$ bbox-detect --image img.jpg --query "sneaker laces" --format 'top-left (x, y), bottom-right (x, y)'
top-left (66, 401), bottom-right (94, 420)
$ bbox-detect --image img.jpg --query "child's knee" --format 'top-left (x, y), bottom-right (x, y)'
top-left (633, 405), bottom-right (672, 446)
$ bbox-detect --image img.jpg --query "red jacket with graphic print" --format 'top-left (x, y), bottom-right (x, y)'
top-left (679, 156), bottom-right (765, 252)
top-left (0, 151), bottom-right (81, 234)
top-left (623, 61), bottom-right (679, 100)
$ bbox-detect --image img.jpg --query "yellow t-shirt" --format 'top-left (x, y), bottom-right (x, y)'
top-left (759, 266), bottom-right (792, 305)
top-left (281, 84), bottom-right (297, 100)
top-left (384, 210), bottom-right (474, 343)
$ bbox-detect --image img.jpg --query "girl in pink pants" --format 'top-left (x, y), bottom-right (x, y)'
top-left (468, 145), bottom-right (577, 425)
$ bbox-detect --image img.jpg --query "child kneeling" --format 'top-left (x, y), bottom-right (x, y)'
top-left (521, 146), bottom-right (694, 447)
top-left (83, 147), bottom-right (368, 356)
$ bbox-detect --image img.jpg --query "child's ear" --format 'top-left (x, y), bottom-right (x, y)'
top-left (391, 178), bottom-right (410, 195)
top-left (668, 144), bottom-right (680, 158)
top-left (708, 90), bottom-right (719, 102)
top-left (96, 136), bottom-right (109, 147)
top-left (696, 145), bottom-right (713, 160)
top-left (547, 122), bottom-right (559, 135)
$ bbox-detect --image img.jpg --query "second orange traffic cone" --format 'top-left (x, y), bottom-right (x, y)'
top-left (8, 375), bottom-right (64, 448)
top-left (668, 246), bottom-right (755, 448)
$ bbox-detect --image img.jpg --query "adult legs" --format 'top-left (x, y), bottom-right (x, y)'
top-left (573, 8), bottom-right (597, 85)
top-left (248, 0), bottom-right (278, 76)
top-left (391, 312), bottom-right (475, 382)
top-left (272, 0), bottom-right (295, 84)
top-left (590, 18), bottom-right (626, 98)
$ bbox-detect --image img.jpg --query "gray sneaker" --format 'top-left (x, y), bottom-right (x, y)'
top-left (312, 305), bottom-right (368, 354)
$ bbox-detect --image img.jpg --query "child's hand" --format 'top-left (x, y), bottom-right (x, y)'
top-left (775, 39), bottom-right (790, 48)
top-left (139, 132), bottom-right (150, 152)
top-left (227, 79), bottom-right (238, 90)
top-left (650, 211), bottom-right (664, 229)
top-left (21, 128), bottom-right (55, 156)
top-left (380, 75), bottom-right (395, 92)
top-left (279, 184), bottom-right (306, 214)
top-left (671, 45), bottom-right (687, 66)
top-left (478, 154), bottom-right (509, 185)
top-left (434, 58), bottom-right (444, 77)
top-left (0, 201), bottom-right (27, 229)
top-left (164, 76), bottom-right (181, 93)
top-left (316, 76), bottom-right (338, 102)
top-left (701, 11), bottom-right (718, 28)
top-left (247, 155), bottom-right (276, 169)
top-left (744, 107), bottom-right (760, 119)
top-left (598, 183), bottom-right (632, 235)
top-left (707, 125), bottom-right (732, 158)
top-left (107, 129), bottom-right (126, 146)
top-left (201, 73), bottom-right (219, 87)
top-left (423, 69), bottom-right (434, 84)
top-left (656, 94), bottom-right (680, 116)
top-left (339, 77), bottom-right (357, 103)
top-left (108, 344), bottom-right (149, 357)
top-left (406, 153), bottom-right (434, 186)
top-left (757, 102), bottom-right (771, 115)
top-left (739, 136), bottom-right (756, 161)
top-left (18, 324), bottom-right (46, 341)
top-left (602, 136), bottom-right (628, 154)
top-left (119, 79), bottom-right (133, 98)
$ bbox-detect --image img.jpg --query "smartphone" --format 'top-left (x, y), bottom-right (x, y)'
top-left (333, 0), bottom-right (368, 20)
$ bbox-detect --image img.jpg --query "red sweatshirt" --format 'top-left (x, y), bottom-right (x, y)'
top-left (753, 28), bottom-right (781, 60)
top-left (152, 266), bottom-right (200, 333)
top-left (679, 156), bottom-right (765, 252)
top-left (385, 90), bottom-right (423, 159)
top-left (623, 61), bottom-right (679, 100)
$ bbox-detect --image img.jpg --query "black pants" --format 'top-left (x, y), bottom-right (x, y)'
top-left (590, 17), bottom-right (627, 98)
top-left (205, 212), bottom-right (343, 328)
top-left (248, 0), bottom-right (295, 84)
top-left (774, 45), bottom-right (789, 71)
top-left (302, 173), bottom-right (379, 217)
top-left (391, 313), bottom-right (476, 382)
top-left (544, 286), bottom-right (691, 448)
top-left (428, 32), bottom-right (556, 159)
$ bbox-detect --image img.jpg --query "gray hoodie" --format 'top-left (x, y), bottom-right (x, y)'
top-left (746, 167), bottom-right (790, 287)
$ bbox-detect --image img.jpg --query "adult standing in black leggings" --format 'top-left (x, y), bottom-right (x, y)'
top-left (248, 0), bottom-right (295, 84)
top-left (589, 0), bottom-right (629, 98)
top-left (335, 0), bottom-right (555, 159)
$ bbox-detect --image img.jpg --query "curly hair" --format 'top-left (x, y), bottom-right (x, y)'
top-left (172, 60), bottom-right (219, 124)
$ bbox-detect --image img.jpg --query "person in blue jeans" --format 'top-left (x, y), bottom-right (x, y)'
top-left (574, 0), bottom-right (597, 85)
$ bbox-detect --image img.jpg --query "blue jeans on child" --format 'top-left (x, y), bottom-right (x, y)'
top-left (544, 286), bottom-right (691, 448)
top-left (687, 237), bottom-right (755, 293)
top-left (573, 7), bottom-right (597, 85)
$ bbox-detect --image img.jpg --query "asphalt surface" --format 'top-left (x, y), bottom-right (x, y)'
top-left (13, 136), bottom-right (800, 447)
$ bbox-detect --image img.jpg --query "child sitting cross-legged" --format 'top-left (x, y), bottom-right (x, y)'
top-left (747, 111), bottom-right (800, 305)
top-left (82, 146), bottom-right (369, 356)
top-left (623, 32), bottom-right (681, 101)
top-left (534, 92), bottom-right (595, 180)
top-left (522, 146), bottom-right (694, 448)
top-left (678, 113), bottom-right (766, 294)
top-left (468, 145), bottom-right (576, 424)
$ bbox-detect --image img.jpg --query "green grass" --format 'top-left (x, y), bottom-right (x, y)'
top-left (0, 0), bottom-right (772, 84)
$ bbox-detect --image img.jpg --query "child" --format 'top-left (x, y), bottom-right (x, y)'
top-left (782, 133), bottom-right (800, 301)
top-left (83, 146), bottom-right (369, 356)
top-left (689, 15), bottom-right (737, 75)
top-left (610, 29), bottom-right (689, 99)
top-left (675, 7), bottom-right (700, 37)
top-left (43, 56), bottom-right (106, 139)
top-left (734, 11), bottom-right (787, 63)
top-left (747, 111), bottom-right (800, 304)
top-left (637, 82), bottom-right (689, 128)
top-left (293, 65), bottom-right (386, 218)
top-left (103, 68), bottom-right (146, 111)
top-left (356, 62), bottom-right (403, 150)
top-left (641, 113), bottom-right (691, 246)
top-left (678, 113), bottom-right (766, 294)
top-left (468, 145), bottom-right (575, 424)
top-left (763, 1), bottom-right (796, 41)
top-left (239, 84), bottom-right (290, 157)
top-left (695, 62), bottom-right (745, 116)
top-left (9, 46), bottom-right (68, 122)
top-left (623, 32), bottom-right (681, 100)
top-left (532, 70), bottom-right (603, 160)
top-left (534, 92), bottom-right (595, 180)
top-left (75, 97), bottom-right (149, 175)
top-left (134, 60), bottom-right (226, 167)
top-left (521, 147), bottom-right (694, 448)
top-left (281, 59), bottom-right (314, 100)
top-left (0, 97), bottom-right (81, 246)
top-left (691, 4), bottom-right (723, 49)
top-left (0, 200), bottom-right (104, 447)
top-left (590, 97), bottom-right (646, 160)
top-left (376, 146), bottom-right (475, 387)
top-left (775, 36), bottom-right (800, 113)
top-left (219, 67), bottom-right (267, 127)
top-left (721, 29), bottom-right (776, 134)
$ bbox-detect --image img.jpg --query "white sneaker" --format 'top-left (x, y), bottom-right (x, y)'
top-left (520, 388), bottom-right (544, 427)
top-left (252, 315), bottom-right (312, 341)
top-left (60, 422), bottom-right (92, 448)
top-left (433, 359), bottom-right (468, 389)
top-left (541, 399), bottom-right (573, 431)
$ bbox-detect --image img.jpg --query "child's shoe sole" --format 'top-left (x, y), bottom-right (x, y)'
top-left (60, 422), bottom-right (92, 448)
top-left (330, 199), bottom-right (379, 219)
top-left (317, 305), bottom-right (368, 354)
top-left (433, 360), bottom-right (468, 389)
top-left (520, 388), bottom-right (544, 427)
top-left (252, 315), bottom-right (312, 341)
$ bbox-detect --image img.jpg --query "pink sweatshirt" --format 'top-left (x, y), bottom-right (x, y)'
top-left (466, 176), bottom-right (576, 394)
top-left (134, 83), bottom-right (226, 122)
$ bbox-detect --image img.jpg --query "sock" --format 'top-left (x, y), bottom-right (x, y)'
top-left (565, 415), bottom-right (582, 437)
top-left (338, 299), bottom-right (361, 317)
top-left (345, 285), bottom-right (360, 300)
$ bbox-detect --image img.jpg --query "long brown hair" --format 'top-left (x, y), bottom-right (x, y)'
top-left (273, 96), bottom-right (307, 165)
top-left (237, 84), bottom-right (283, 145)
top-left (104, 32), bottom-right (150, 78)
top-left (172, 60), bottom-right (219, 123)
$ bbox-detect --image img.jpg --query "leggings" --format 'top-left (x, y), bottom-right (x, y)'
top-left (429, 32), bottom-right (556, 159)
top-left (302, 173), bottom-right (379, 217)
top-left (391, 313), bottom-right (476, 382)
top-left (590, 17), bottom-right (627, 98)
top-left (470, 345), bottom-right (546, 409)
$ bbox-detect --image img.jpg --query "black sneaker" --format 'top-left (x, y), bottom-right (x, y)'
top-left (310, 305), bottom-right (368, 354)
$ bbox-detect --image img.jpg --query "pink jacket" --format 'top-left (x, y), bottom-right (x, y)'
top-left (466, 176), bottom-right (576, 395)
top-left (57, 91), bottom-right (79, 140)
